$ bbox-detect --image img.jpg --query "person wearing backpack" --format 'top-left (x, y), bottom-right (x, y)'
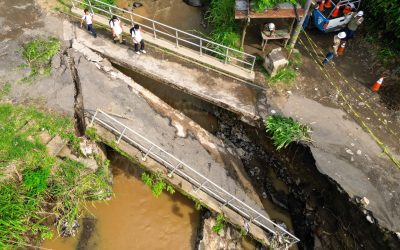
top-left (130, 24), bottom-right (146, 55)
top-left (109, 15), bottom-right (123, 44)
top-left (80, 9), bottom-right (97, 38)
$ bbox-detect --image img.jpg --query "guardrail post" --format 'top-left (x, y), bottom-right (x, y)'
top-left (142, 145), bottom-right (154, 161)
top-left (152, 21), bottom-right (157, 39)
top-left (117, 127), bottom-right (126, 144)
top-left (194, 180), bottom-right (208, 193)
top-left (250, 57), bottom-right (256, 72)
top-left (199, 40), bottom-right (202, 56)
top-left (167, 163), bottom-right (181, 178)
top-left (175, 30), bottom-right (179, 47)
top-left (220, 197), bottom-right (234, 209)
top-left (130, 14), bottom-right (134, 26)
top-left (89, 109), bottom-right (99, 126)
top-left (88, 0), bottom-right (94, 14)
top-left (108, 6), bottom-right (112, 17)
top-left (224, 48), bottom-right (229, 64)
top-left (71, 0), bottom-right (75, 8)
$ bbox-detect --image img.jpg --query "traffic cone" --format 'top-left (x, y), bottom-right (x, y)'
top-left (337, 42), bottom-right (346, 56)
top-left (325, 0), bottom-right (332, 9)
top-left (371, 77), bottom-right (384, 92)
top-left (331, 3), bottom-right (340, 17)
top-left (319, 0), bottom-right (325, 12)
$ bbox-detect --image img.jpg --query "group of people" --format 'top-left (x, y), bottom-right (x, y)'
top-left (80, 9), bottom-right (146, 55)
top-left (323, 8), bottom-right (364, 65)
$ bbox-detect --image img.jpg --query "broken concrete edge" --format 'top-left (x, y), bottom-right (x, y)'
top-left (73, 41), bottom-right (265, 207)
top-left (85, 122), bottom-right (272, 247)
top-left (106, 56), bottom-right (261, 124)
top-left (261, 104), bottom-right (400, 241)
top-left (69, 7), bottom-right (256, 82)
top-left (312, 159), bottom-right (400, 242)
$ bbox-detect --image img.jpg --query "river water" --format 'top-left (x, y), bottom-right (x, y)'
top-left (116, 0), bottom-right (208, 32)
top-left (43, 153), bottom-right (200, 250)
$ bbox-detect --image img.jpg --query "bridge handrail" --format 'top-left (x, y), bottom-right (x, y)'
top-left (87, 109), bottom-right (300, 245)
top-left (71, 0), bottom-right (256, 72)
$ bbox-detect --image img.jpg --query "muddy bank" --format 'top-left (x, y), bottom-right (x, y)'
top-left (214, 110), bottom-right (400, 249)
top-left (43, 149), bottom-right (201, 249)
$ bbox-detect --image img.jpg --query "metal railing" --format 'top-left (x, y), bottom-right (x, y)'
top-left (71, 0), bottom-right (256, 72)
top-left (87, 109), bottom-right (300, 246)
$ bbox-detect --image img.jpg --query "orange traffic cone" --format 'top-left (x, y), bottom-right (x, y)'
top-left (319, 0), bottom-right (325, 12)
top-left (337, 42), bottom-right (346, 56)
top-left (343, 5), bottom-right (351, 15)
top-left (371, 77), bottom-right (384, 92)
top-left (325, 0), bottom-right (332, 8)
top-left (331, 3), bottom-right (340, 17)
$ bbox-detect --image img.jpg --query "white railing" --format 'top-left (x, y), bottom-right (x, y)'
top-left (71, 0), bottom-right (256, 72)
top-left (87, 109), bottom-right (300, 246)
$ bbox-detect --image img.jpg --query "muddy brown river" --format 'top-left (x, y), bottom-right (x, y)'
top-left (43, 154), bottom-right (200, 250)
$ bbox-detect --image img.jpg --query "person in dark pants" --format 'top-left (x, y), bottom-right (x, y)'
top-left (130, 24), bottom-right (146, 55)
top-left (80, 9), bottom-right (97, 38)
top-left (322, 52), bottom-right (334, 66)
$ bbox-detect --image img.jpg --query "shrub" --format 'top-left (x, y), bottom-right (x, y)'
top-left (207, 0), bottom-right (241, 50)
top-left (212, 213), bottom-right (226, 233)
top-left (141, 172), bottom-right (175, 198)
top-left (265, 115), bottom-right (311, 150)
top-left (253, 0), bottom-right (298, 12)
top-left (364, 0), bottom-right (400, 49)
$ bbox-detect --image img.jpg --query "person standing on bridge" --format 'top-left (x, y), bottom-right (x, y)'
top-left (80, 9), bottom-right (97, 38)
top-left (109, 15), bottom-right (123, 44)
top-left (130, 24), bottom-right (146, 55)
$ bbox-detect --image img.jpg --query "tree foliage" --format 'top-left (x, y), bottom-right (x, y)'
top-left (253, 0), bottom-right (298, 12)
top-left (364, 0), bottom-right (400, 48)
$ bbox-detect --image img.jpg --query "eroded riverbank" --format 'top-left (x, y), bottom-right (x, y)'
top-left (43, 150), bottom-right (200, 250)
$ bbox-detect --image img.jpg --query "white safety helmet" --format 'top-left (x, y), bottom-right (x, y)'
top-left (338, 32), bottom-right (346, 39)
top-left (268, 23), bottom-right (275, 31)
top-left (357, 11), bottom-right (364, 16)
top-left (348, 3), bottom-right (355, 9)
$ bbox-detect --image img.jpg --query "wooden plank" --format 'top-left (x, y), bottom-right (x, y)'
top-left (235, 8), bottom-right (305, 19)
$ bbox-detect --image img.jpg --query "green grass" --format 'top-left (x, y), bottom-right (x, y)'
top-left (206, 0), bottom-right (241, 52)
top-left (212, 213), bottom-right (226, 233)
top-left (377, 47), bottom-right (398, 67)
top-left (266, 51), bottom-right (302, 86)
top-left (265, 115), bottom-right (311, 150)
top-left (0, 82), bottom-right (11, 99)
top-left (21, 38), bottom-right (60, 82)
top-left (0, 104), bottom-right (111, 249)
top-left (141, 171), bottom-right (175, 198)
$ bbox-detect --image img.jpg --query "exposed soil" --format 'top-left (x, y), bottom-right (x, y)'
top-left (289, 30), bottom-right (400, 158)
top-left (116, 62), bottom-right (400, 249)
top-left (214, 111), bottom-right (400, 250)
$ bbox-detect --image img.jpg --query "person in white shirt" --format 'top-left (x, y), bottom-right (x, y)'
top-left (80, 9), bottom-right (97, 38)
top-left (130, 24), bottom-right (146, 55)
top-left (109, 15), bottom-right (123, 44)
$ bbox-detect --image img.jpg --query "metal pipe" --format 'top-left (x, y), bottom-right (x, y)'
top-left (117, 127), bottom-right (126, 143)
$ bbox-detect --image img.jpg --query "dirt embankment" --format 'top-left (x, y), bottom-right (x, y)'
top-left (214, 110), bottom-right (400, 249)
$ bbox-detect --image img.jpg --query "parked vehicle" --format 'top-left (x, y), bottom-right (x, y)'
top-left (312, 0), bottom-right (362, 32)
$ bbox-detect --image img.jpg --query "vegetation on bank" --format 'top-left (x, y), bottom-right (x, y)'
top-left (207, 0), bottom-right (240, 49)
top-left (141, 171), bottom-right (175, 198)
top-left (364, 0), bottom-right (400, 50)
top-left (212, 213), bottom-right (226, 233)
top-left (20, 38), bottom-right (61, 82)
top-left (265, 115), bottom-right (311, 150)
top-left (0, 104), bottom-right (111, 249)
